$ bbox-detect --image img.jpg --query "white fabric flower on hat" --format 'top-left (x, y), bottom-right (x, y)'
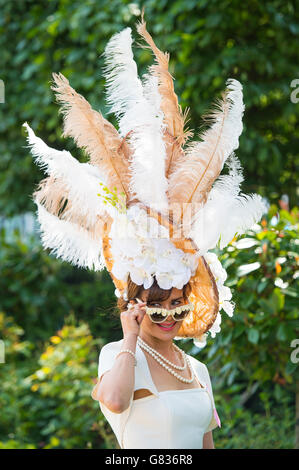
top-left (109, 205), bottom-right (200, 291)
top-left (203, 250), bottom-right (235, 339)
top-left (218, 284), bottom-right (235, 317)
top-left (193, 333), bottom-right (208, 348)
top-left (114, 288), bottom-right (121, 298)
top-left (209, 312), bottom-right (222, 338)
top-left (205, 251), bottom-right (227, 285)
top-left (130, 266), bottom-right (154, 288)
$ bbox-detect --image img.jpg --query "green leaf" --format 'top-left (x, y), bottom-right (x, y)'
top-left (276, 323), bottom-right (293, 342)
top-left (282, 288), bottom-right (298, 298)
top-left (272, 288), bottom-right (285, 311)
top-left (248, 328), bottom-right (260, 344)
top-left (241, 293), bottom-right (255, 309)
top-left (258, 299), bottom-right (276, 315)
top-left (285, 360), bottom-right (298, 375)
top-left (257, 279), bottom-right (268, 294)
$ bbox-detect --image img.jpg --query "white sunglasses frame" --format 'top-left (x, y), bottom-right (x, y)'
top-left (131, 298), bottom-right (194, 323)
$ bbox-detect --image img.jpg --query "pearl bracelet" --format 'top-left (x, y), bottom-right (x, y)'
top-left (115, 349), bottom-right (137, 366)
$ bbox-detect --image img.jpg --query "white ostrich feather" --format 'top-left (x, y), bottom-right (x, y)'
top-left (23, 122), bottom-right (115, 224)
top-left (168, 78), bottom-right (245, 208)
top-left (35, 202), bottom-right (106, 271)
top-left (189, 153), bottom-right (268, 253)
top-left (102, 27), bottom-right (168, 210)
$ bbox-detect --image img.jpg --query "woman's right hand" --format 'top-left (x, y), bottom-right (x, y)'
top-left (120, 300), bottom-right (147, 338)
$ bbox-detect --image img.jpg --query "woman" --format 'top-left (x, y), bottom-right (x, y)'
top-left (91, 276), bottom-right (219, 449)
top-left (23, 13), bottom-right (266, 451)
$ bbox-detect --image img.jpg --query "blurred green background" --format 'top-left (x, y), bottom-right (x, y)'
top-left (0, 0), bottom-right (298, 449)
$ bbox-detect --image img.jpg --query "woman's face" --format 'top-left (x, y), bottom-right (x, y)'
top-left (138, 287), bottom-right (188, 341)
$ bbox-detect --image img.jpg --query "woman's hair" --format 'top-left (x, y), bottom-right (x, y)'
top-left (116, 274), bottom-right (192, 314)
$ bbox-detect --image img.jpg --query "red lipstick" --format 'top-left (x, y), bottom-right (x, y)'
top-left (157, 322), bottom-right (176, 331)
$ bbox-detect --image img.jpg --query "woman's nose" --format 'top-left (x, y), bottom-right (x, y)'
top-left (165, 314), bottom-right (174, 322)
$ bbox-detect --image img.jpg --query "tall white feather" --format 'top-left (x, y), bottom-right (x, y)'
top-left (168, 78), bottom-right (245, 207)
top-left (102, 27), bottom-right (168, 211)
top-left (23, 122), bottom-right (116, 224)
top-left (189, 153), bottom-right (268, 253)
top-left (35, 202), bottom-right (106, 271)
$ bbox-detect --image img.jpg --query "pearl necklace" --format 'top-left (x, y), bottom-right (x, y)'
top-left (138, 336), bottom-right (187, 370)
top-left (137, 337), bottom-right (194, 384)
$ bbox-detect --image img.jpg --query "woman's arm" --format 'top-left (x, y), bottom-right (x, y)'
top-left (203, 431), bottom-right (215, 449)
top-left (91, 333), bottom-right (138, 414)
top-left (92, 300), bottom-right (146, 414)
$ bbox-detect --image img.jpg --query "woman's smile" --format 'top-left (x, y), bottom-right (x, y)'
top-left (157, 321), bottom-right (177, 331)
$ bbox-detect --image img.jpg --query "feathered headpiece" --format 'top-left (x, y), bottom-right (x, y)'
top-left (22, 15), bottom-right (267, 346)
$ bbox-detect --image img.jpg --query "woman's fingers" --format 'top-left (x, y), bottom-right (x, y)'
top-left (136, 309), bottom-right (146, 325)
top-left (130, 301), bottom-right (146, 312)
top-left (132, 303), bottom-right (146, 322)
top-left (137, 303), bottom-right (146, 319)
top-left (120, 301), bottom-right (147, 337)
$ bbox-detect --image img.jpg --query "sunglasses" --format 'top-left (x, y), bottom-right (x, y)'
top-left (136, 298), bottom-right (194, 324)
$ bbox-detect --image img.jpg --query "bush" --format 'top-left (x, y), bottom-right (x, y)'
top-left (0, 227), bottom-right (118, 343)
top-left (0, 311), bottom-right (116, 449)
top-left (1, 0), bottom-right (298, 216)
top-left (215, 393), bottom-right (295, 449)
top-left (187, 204), bottom-right (299, 449)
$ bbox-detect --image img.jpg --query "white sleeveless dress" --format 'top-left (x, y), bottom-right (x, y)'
top-left (94, 339), bottom-right (221, 449)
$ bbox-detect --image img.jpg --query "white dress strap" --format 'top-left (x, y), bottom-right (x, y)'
top-left (135, 343), bottom-right (159, 396)
top-left (189, 356), bottom-right (221, 431)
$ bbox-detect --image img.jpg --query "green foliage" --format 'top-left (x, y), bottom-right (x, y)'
top-left (0, 312), bottom-right (117, 449)
top-left (24, 319), bottom-right (112, 449)
top-left (188, 205), bottom-right (298, 445)
top-left (0, 0), bottom-right (298, 449)
top-left (0, 0), bottom-right (298, 216)
top-left (0, 227), bottom-right (120, 343)
top-left (215, 394), bottom-right (295, 449)
top-left (0, 311), bottom-right (39, 447)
